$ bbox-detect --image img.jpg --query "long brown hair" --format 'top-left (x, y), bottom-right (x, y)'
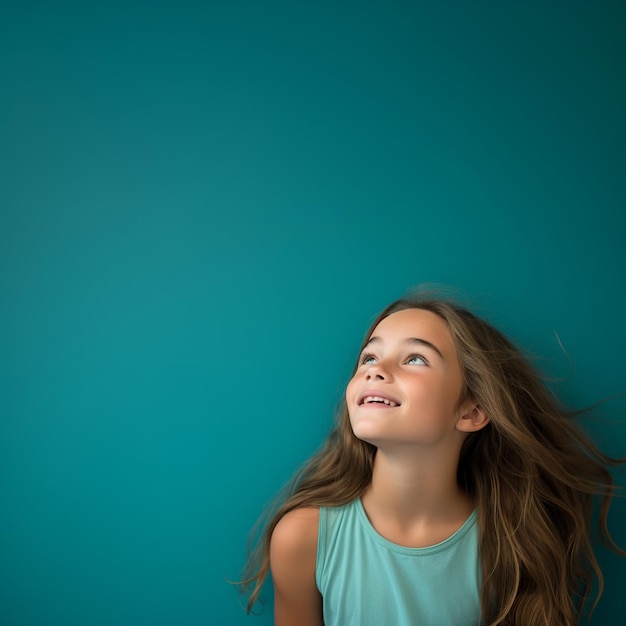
top-left (239, 293), bottom-right (625, 624)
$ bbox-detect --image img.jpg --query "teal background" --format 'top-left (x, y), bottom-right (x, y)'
top-left (1, 1), bottom-right (625, 624)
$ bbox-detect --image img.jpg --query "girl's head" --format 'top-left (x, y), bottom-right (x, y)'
top-left (336, 294), bottom-right (578, 494)
top-left (345, 306), bottom-right (490, 453)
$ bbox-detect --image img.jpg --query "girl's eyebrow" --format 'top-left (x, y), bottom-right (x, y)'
top-left (365, 336), bottom-right (444, 359)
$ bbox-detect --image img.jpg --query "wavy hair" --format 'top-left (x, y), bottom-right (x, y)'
top-left (239, 294), bottom-right (625, 624)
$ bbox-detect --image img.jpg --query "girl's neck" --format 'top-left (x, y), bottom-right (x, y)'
top-left (360, 447), bottom-right (472, 547)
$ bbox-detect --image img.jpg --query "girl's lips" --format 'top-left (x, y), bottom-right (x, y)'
top-left (357, 391), bottom-right (401, 407)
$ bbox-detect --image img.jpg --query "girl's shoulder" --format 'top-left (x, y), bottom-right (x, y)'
top-left (270, 508), bottom-right (322, 625)
top-left (271, 507), bottom-right (320, 558)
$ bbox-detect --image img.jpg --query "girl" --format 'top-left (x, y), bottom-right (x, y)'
top-left (239, 293), bottom-right (625, 625)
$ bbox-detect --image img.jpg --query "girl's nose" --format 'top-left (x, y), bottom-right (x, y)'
top-left (366, 363), bottom-right (388, 380)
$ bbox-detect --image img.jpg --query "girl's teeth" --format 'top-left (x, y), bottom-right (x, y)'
top-left (365, 396), bottom-right (397, 406)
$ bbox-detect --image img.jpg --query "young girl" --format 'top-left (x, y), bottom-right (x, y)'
top-left (239, 293), bottom-right (625, 625)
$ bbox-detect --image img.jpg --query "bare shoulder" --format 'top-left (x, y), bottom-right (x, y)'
top-left (270, 507), bottom-right (320, 580)
top-left (271, 507), bottom-right (320, 555)
top-left (270, 507), bottom-right (322, 626)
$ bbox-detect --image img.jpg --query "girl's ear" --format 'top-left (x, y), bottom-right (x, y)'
top-left (456, 402), bottom-right (489, 433)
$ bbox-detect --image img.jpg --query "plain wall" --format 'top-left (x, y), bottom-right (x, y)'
top-left (1, 1), bottom-right (625, 624)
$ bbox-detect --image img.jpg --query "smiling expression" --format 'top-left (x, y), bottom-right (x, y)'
top-left (346, 308), bottom-right (472, 449)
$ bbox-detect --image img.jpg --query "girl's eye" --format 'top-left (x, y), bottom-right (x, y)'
top-left (360, 353), bottom-right (377, 365)
top-left (406, 354), bottom-right (428, 366)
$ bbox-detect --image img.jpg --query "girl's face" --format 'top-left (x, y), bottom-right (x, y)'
top-left (346, 308), bottom-right (477, 450)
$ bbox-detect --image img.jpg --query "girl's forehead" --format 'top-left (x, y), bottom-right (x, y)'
top-left (373, 308), bottom-right (448, 336)
top-left (369, 308), bottom-right (456, 353)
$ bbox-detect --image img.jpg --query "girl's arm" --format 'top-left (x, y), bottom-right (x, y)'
top-left (269, 507), bottom-right (323, 626)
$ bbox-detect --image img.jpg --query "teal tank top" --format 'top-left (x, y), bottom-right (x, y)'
top-left (316, 499), bottom-right (481, 626)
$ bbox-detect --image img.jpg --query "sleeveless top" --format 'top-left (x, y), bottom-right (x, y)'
top-left (316, 499), bottom-right (481, 626)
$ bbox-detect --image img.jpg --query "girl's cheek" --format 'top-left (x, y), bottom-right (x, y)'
top-left (345, 378), bottom-right (357, 404)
